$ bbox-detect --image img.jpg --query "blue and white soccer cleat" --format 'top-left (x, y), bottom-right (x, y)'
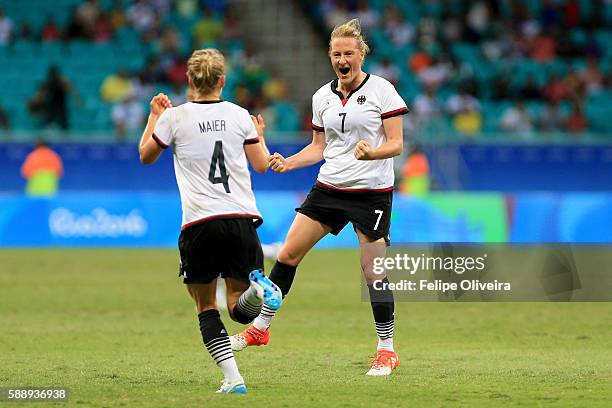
top-left (249, 270), bottom-right (282, 310)
top-left (216, 379), bottom-right (247, 394)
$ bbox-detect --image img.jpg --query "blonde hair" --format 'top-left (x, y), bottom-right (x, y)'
top-left (187, 48), bottom-right (225, 96)
top-left (329, 18), bottom-right (370, 55)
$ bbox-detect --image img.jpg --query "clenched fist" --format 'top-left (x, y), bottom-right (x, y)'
top-left (354, 140), bottom-right (374, 160)
top-left (150, 93), bottom-right (172, 116)
top-left (269, 152), bottom-right (289, 173)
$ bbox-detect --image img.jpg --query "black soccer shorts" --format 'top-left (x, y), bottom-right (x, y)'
top-left (178, 217), bottom-right (264, 284)
top-left (296, 183), bottom-right (393, 244)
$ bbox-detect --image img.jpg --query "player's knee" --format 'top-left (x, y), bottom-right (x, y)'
top-left (277, 246), bottom-right (302, 266)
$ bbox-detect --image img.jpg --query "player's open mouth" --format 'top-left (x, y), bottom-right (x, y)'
top-left (339, 67), bottom-right (350, 75)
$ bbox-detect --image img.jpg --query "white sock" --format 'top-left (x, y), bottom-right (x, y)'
top-left (377, 337), bottom-right (394, 352)
top-left (218, 358), bottom-right (243, 383)
top-left (252, 304), bottom-right (276, 331)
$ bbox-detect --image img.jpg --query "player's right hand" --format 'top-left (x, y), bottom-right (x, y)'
top-left (150, 93), bottom-right (172, 116)
top-left (269, 152), bottom-right (289, 173)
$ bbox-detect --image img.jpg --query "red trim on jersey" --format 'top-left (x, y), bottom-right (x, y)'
top-left (381, 107), bottom-right (409, 119)
top-left (244, 137), bottom-right (260, 145)
top-left (152, 133), bottom-right (169, 149)
top-left (341, 98), bottom-right (348, 107)
top-left (316, 180), bottom-right (394, 193)
top-left (182, 213), bottom-right (262, 230)
top-left (311, 123), bottom-right (324, 132)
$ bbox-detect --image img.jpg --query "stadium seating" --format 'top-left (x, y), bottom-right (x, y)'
top-left (0, 0), bottom-right (301, 138)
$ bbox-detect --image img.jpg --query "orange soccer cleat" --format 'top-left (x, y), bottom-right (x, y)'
top-left (230, 326), bottom-right (270, 352)
top-left (366, 350), bottom-right (400, 376)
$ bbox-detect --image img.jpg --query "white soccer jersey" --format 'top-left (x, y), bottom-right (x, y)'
top-left (152, 100), bottom-right (262, 229)
top-left (311, 74), bottom-right (408, 191)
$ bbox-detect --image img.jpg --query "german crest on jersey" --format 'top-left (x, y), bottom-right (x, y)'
top-left (357, 95), bottom-right (366, 105)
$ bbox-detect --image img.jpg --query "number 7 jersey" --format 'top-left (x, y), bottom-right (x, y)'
top-left (152, 100), bottom-right (262, 230)
top-left (311, 74), bottom-right (408, 191)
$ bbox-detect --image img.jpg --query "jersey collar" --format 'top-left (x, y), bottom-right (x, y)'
top-left (331, 73), bottom-right (370, 106)
top-left (191, 99), bottom-right (224, 104)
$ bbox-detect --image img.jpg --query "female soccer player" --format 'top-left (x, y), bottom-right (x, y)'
top-left (232, 19), bottom-right (407, 376)
top-left (139, 48), bottom-right (282, 394)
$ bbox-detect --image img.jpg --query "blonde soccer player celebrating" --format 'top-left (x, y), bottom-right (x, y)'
top-left (231, 19), bottom-right (408, 376)
top-left (139, 49), bottom-right (282, 393)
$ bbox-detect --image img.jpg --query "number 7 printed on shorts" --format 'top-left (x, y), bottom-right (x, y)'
top-left (374, 209), bottom-right (383, 230)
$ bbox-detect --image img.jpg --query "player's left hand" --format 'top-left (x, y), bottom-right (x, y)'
top-left (251, 114), bottom-right (266, 139)
top-left (354, 140), bottom-right (374, 160)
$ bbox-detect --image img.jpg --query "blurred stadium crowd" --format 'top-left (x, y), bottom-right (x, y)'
top-left (0, 0), bottom-right (611, 140)
top-left (307, 0), bottom-right (612, 138)
top-left (0, 0), bottom-right (300, 139)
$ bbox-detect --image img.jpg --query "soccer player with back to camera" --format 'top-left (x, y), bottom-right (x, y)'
top-left (138, 48), bottom-right (282, 394)
top-left (231, 19), bottom-right (408, 376)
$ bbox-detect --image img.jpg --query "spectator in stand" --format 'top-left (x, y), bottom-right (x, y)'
top-left (27, 66), bottom-right (74, 130)
top-left (409, 46), bottom-right (432, 74)
top-left (20, 139), bottom-right (63, 197)
top-left (529, 30), bottom-right (557, 62)
top-left (564, 103), bottom-right (588, 133)
top-left (323, 0), bottom-right (350, 30)
top-left (64, 7), bottom-right (87, 40)
top-left (384, 6), bottom-right (414, 47)
top-left (413, 85), bottom-right (443, 131)
top-left (19, 20), bottom-right (33, 40)
top-left (140, 55), bottom-right (166, 84)
top-left (500, 100), bottom-right (534, 137)
top-left (158, 26), bottom-right (181, 54)
top-left (111, 92), bottom-right (144, 140)
top-left (41, 17), bottom-right (60, 42)
top-left (127, 0), bottom-right (157, 33)
top-left (0, 9), bottom-right (14, 45)
top-left (543, 73), bottom-right (569, 102)
top-left (564, 68), bottom-right (586, 102)
top-left (418, 56), bottom-right (451, 90)
top-left (492, 72), bottom-right (512, 99)
top-left (355, 0), bottom-right (379, 31)
top-left (372, 58), bottom-right (400, 87)
top-left (76, 0), bottom-right (101, 38)
top-left (519, 74), bottom-right (542, 100)
top-left (166, 54), bottom-right (188, 86)
top-left (93, 12), bottom-right (113, 42)
top-left (539, 100), bottom-right (563, 132)
top-left (580, 58), bottom-right (604, 95)
top-left (192, 7), bottom-right (223, 47)
top-left (108, 2), bottom-right (127, 31)
top-left (447, 86), bottom-right (482, 136)
top-left (101, 69), bottom-right (134, 103)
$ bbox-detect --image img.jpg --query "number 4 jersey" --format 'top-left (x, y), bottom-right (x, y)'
top-left (153, 100), bottom-right (262, 229)
top-left (311, 74), bottom-right (408, 191)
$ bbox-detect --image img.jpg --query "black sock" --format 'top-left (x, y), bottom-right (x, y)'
top-left (269, 261), bottom-right (297, 298)
top-left (198, 309), bottom-right (234, 365)
top-left (368, 277), bottom-right (395, 339)
top-left (232, 287), bottom-right (262, 324)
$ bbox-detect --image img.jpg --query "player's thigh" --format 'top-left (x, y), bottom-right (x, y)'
top-left (186, 281), bottom-right (217, 313)
top-left (278, 213), bottom-right (332, 266)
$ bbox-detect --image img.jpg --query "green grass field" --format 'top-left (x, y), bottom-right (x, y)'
top-left (1, 249), bottom-right (610, 407)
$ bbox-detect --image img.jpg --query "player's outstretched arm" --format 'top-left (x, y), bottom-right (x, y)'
top-left (269, 130), bottom-right (326, 173)
top-left (139, 93), bottom-right (172, 165)
top-left (245, 114), bottom-right (270, 173)
top-left (354, 116), bottom-right (403, 160)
